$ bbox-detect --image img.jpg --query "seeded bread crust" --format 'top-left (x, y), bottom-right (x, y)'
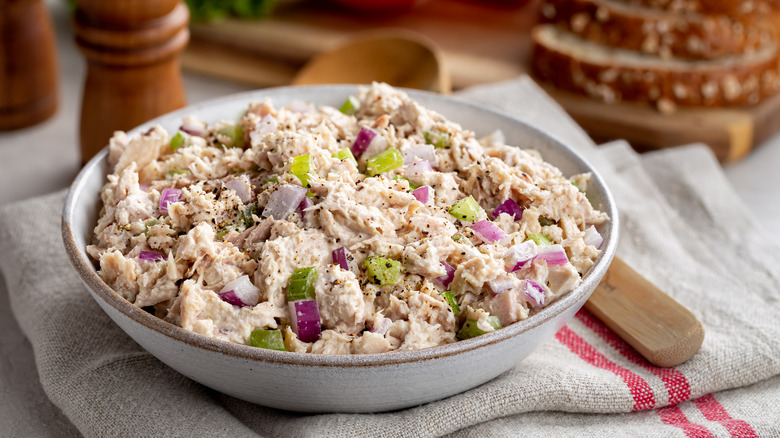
top-left (531, 25), bottom-right (780, 112)
top-left (539, 0), bottom-right (779, 60)
top-left (612, 0), bottom-right (778, 15)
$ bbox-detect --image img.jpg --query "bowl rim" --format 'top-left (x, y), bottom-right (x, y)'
top-left (62, 84), bottom-right (619, 368)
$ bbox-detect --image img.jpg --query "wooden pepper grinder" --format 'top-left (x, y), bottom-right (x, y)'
top-left (0, 0), bottom-right (59, 131)
top-left (73, 0), bottom-right (189, 163)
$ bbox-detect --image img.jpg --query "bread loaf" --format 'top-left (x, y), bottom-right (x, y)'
top-left (539, 0), bottom-right (778, 60)
top-left (531, 25), bottom-right (780, 113)
top-left (611, 0), bottom-right (777, 15)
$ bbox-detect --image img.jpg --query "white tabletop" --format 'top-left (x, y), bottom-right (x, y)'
top-left (1, 1), bottom-right (778, 435)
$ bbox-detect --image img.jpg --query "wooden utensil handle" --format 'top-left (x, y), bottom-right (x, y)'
top-left (585, 256), bottom-right (705, 368)
top-left (74, 0), bottom-right (189, 164)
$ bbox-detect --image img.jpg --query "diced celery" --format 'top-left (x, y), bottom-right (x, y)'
top-left (451, 233), bottom-right (474, 246)
top-left (394, 175), bottom-right (418, 189)
top-left (290, 154), bottom-right (312, 188)
top-left (364, 256), bottom-right (402, 286)
top-left (170, 132), bottom-right (186, 150)
top-left (457, 319), bottom-right (484, 340)
top-left (424, 129), bottom-right (451, 149)
top-left (165, 169), bottom-right (190, 180)
top-left (526, 233), bottom-right (552, 246)
top-left (456, 316), bottom-right (501, 340)
top-left (441, 291), bottom-right (460, 315)
top-left (216, 229), bottom-right (230, 240)
top-left (218, 124), bottom-right (245, 148)
top-left (143, 219), bottom-right (160, 237)
top-left (216, 223), bottom-right (244, 240)
top-left (366, 148), bottom-right (403, 176)
top-left (339, 96), bottom-right (360, 115)
top-left (288, 267), bottom-right (318, 301)
top-left (449, 196), bottom-right (479, 222)
top-left (571, 180), bottom-right (582, 192)
top-left (241, 203), bottom-right (259, 228)
top-left (333, 147), bottom-right (357, 165)
top-left (249, 329), bottom-right (286, 351)
top-left (263, 176), bottom-right (278, 185)
top-left (538, 217), bottom-right (556, 227)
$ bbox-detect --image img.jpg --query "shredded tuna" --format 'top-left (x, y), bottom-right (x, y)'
top-left (89, 83), bottom-right (607, 354)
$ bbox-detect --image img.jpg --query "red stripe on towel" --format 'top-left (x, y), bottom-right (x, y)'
top-left (693, 394), bottom-right (758, 438)
top-left (555, 325), bottom-right (655, 410)
top-left (575, 309), bottom-right (691, 404)
top-left (656, 405), bottom-right (715, 438)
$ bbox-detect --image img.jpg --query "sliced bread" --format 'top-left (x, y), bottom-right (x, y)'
top-left (539, 0), bottom-right (779, 60)
top-left (531, 25), bottom-right (780, 112)
top-left (610, 0), bottom-right (778, 15)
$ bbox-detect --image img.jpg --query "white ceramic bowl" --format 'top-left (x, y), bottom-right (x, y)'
top-left (62, 85), bottom-right (618, 413)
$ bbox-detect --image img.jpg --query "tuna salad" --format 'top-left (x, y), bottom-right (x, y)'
top-left (88, 83), bottom-right (608, 354)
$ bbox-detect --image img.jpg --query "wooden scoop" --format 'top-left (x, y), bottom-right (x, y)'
top-left (293, 33), bottom-right (703, 367)
top-left (586, 257), bottom-right (704, 367)
top-left (292, 30), bottom-right (451, 94)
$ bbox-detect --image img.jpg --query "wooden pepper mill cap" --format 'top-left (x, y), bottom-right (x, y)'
top-left (0, 0), bottom-right (59, 131)
top-left (74, 0), bottom-right (189, 163)
top-left (73, 1), bottom-right (189, 67)
top-left (74, 0), bottom-right (180, 27)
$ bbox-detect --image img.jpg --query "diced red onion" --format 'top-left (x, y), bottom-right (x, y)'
top-left (224, 174), bottom-right (253, 204)
top-left (523, 280), bottom-right (546, 307)
top-left (436, 261), bottom-right (455, 287)
top-left (487, 277), bottom-right (515, 295)
top-left (583, 225), bottom-right (603, 249)
top-left (159, 188), bottom-right (182, 215)
top-left (219, 275), bottom-right (260, 307)
top-left (289, 100), bottom-right (313, 113)
top-left (511, 259), bottom-right (533, 272)
top-left (298, 196), bottom-right (313, 220)
top-left (491, 198), bottom-right (523, 221)
top-left (351, 127), bottom-right (377, 156)
top-left (262, 184), bottom-right (307, 220)
top-left (405, 159), bottom-right (433, 181)
top-left (218, 290), bottom-right (244, 307)
top-left (139, 250), bottom-right (165, 263)
top-left (535, 244), bottom-right (568, 265)
top-left (470, 220), bottom-right (508, 244)
top-left (250, 114), bottom-right (278, 145)
top-left (369, 318), bottom-right (392, 336)
top-left (402, 144), bottom-right (438, 167)
top-left (486, 129), bottom-right (505, 147)
top-left (332, 246), bottom-right (357, 272)
top-left (412, 186), bottom-right (431, 204)
top-left (180, 116), bottom-right (207, 137)
top-left (506, 241), bottom-right (537, 272)
top-left (139, 184), bottom-right (150, 191)
top-left (289, 299), bottom-right (321, 343)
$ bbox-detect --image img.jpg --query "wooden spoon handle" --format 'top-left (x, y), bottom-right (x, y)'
top-left (584, 256), bottom-right (705, 368)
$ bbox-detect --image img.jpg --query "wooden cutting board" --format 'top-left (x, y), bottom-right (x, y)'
top-left (183, 0), bottom-right (534, 89)
top-left (182, 0), bottom-right (780, 162)
top-left (545, 87), bottom-right (780, 162)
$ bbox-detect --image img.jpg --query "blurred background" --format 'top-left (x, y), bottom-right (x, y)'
top-left (179, 0), bottom-right (536, 90)
top-left (0, 0), bottom-right (777, 237)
